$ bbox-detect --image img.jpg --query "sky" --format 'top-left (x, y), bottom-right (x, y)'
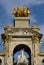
top-left (0, 0), bottom-right (44, 52)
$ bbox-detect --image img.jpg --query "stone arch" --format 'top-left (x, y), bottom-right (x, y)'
top-left (13, 44), bottom-right (31, 65)
top-left (0, 59), bottom-right (2, 65)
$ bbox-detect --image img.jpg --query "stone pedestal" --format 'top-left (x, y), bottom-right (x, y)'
top-left (14, 17), bottom-right (30, 28)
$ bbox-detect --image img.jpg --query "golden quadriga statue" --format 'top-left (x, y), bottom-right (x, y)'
top-left (12, 6), bottom-right (31, 17)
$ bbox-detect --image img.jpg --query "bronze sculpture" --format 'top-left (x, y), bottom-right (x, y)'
top-left (12, 6), bottom-right (31, 17)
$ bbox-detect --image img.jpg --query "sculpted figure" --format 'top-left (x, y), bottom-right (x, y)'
top-left (12, 6), bottom-right (31, 17)
top-left (17, 6), bottom-right (22, 17)
top-left (12, 8), bottom-right (17, 17)
top-left (23, 6), bottom-right (31, 17)
top-left (23, 6), bottom-right (28, 17)
top-left (17, 49), bottom-right (28, 64)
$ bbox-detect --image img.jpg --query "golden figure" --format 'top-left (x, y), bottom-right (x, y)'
top-left (27, 9), bottom-right (31, 15)
top-left (23, 6), bottom-right (27, 16)
top-left (17, 6), bottom-right (22, 17)
top-left (23, 6), bottom-right (31, 17)
top-left (12, 8), bottom-right (17, 17)
top-left (12, 6), bottom-right (31, 17)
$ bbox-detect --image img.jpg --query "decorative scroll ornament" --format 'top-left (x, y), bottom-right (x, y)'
top-left (32, 35), bottom-right (37, 43)
top-left (32, 35), bottom-right (37, 57)
top-left (12, 6), bottom-right (31, 17)
top-left (7, 35), bottom-right (12, 43)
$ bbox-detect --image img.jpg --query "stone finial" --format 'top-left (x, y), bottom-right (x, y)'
top-left (4, 25), bottom-right (12, 30)
top-left (12, 6), bottom-right (31, 17)
top-left (31, 25), bottom-right (40, 32)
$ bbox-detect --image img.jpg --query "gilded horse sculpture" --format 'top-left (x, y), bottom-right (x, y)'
top-left (12, 6), bottom-right (31, 17)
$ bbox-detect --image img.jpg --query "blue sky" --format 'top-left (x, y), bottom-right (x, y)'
top-left (0, 0), bottom-right (44, 52)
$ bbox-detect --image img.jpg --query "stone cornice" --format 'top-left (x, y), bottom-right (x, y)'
top-left (4, 28), bottom-right (42, 38)
top-left (38, 52), bottom-right (44, 56)
top-left (0, 52), bottom-right (5, 56)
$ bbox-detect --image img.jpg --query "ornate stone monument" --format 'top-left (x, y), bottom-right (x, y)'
top-left (0, 6), bottom-right (44, 65)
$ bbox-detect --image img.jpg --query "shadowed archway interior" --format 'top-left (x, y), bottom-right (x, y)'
top-left (0, 59), bottom-right (2, 65)
top-left (42, 59), bottom-right (44, 65)
top-left (13, 44), bottom-right (31, 65)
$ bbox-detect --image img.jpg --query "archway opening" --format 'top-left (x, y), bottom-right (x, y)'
top-left (13, 44), bottom-right (31, 65)
top-left (42, 59), bottom-right (44, 65)
top-left (0, 59), bottom-right (2, 65)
